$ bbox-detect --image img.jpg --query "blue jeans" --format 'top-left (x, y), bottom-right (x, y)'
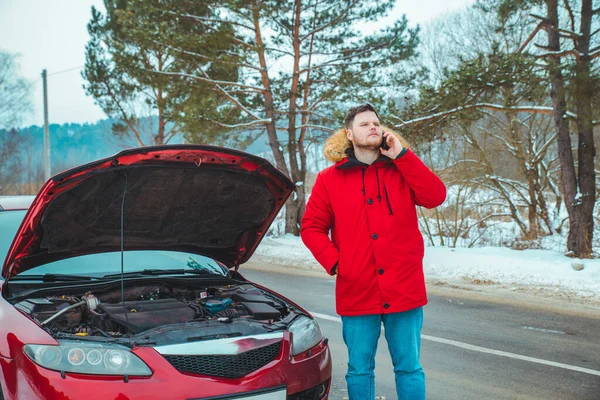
top-left (341, 307), bottom-right (425, 400)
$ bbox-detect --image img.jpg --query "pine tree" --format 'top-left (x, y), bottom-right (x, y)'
top-left (83, 0), bottom-right (238, 146)
top-left (145, 0), bottom-right (419, 234)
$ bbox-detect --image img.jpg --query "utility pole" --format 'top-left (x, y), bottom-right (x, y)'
top-left (42, 69), bottom-right (51, 181)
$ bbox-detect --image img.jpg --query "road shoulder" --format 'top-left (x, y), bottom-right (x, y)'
top-left (244, 255), bottom-right (600, 319)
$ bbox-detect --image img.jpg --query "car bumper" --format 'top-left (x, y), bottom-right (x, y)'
top-left (0, 337), bottom-right (331, 400)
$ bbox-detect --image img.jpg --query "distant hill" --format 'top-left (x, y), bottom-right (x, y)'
top-left (0, 117), bottom-right (331, 195)
top-left (0, 117), bottom-right (182, 193)
top-left (9, 117), bottom-right (286, 171)
top-left (18, 119), bottom-right (129, 169)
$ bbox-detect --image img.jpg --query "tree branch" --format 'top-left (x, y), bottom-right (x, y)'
top-left (518, 21), bottom-right (545, 53)
top-left (299, 59), bottom-right (371, 74)
top-left (164, 124), bottom-right (183, 145)
top-left (195, 68), bottom-right (264, 121)
top-left (488, 130), bottom-right (518, 154)
top-left (299, 0), bottom-right (360, 42)
top-left (531, 132), bottom-right (558, 164)
top-left (533, 46), bottom-right (581, 59)
top-left (394, 103), bottom-right (577, 128)
top-left (199, 117), bottom-right (271, 129)
top-left (300, 109), bottom-right (336, 122)
top-left (297, 124), bottom-right (335, 132)
top-left (529, 13), bottom-right (546, 22)
top-left (151, 70), bottom-right (265, 92)
top-left (165, 9), bottom-right (258, 52)
top-left (532, 13), bottom-right (580, 40)
top-left (171, 11), bottom-right (255, 31)
top-left (165, 13), bottom-right (256, 50)
top-left (590, 49), bottom-right (600, 59)
top-left (265, 47), bottom-right (296, 57)
top-left (479, 109), bottom-right (510, 129)
top-left (563, 0), bottom-right (576, 33)
top-left (153, 41), bottom-right (262, 71)
top-left (101, 80), bottom-right (145, 147)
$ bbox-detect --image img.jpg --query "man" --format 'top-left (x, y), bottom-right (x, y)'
top-left (300, 103), bottom-right (446, 400)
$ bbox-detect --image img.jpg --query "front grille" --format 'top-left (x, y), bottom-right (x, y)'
top-left (163, 341), bottom-right (282, 378)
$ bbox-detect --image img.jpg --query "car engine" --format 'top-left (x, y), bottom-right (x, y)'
top-left (12, 282), bottom-right (291, 344)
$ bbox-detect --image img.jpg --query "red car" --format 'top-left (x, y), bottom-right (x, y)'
top-left (0, 146), bottom-right (331, 400)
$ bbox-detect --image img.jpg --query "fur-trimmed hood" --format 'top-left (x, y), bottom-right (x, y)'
top-left (323, 126), bottom-right (411, 163)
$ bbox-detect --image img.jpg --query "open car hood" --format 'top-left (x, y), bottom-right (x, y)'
top-left (2, 145), bottom-right (294, 279)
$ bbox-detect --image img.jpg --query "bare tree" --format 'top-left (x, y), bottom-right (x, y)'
top-left (522, 0), bottom-right (598, 257)
top-left (419, 4), bottom-right (533, 85)
top-left (0, 53), bottom-right (32, 194)
top-left (0, 52), bottom-right (32, 131)
top-left (397, 1), bottom-right (599, 256)
top-left (0, 129), bottom-right (27, 194)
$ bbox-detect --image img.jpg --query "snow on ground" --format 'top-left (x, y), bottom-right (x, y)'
top-left (252, 235), bottom-right (600, 302)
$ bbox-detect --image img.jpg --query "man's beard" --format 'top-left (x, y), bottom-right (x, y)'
top-left (353, 140), bottom-right (380, 152)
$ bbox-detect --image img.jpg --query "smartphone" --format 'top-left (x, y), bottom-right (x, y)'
top-left (380, 132), bottom-right (390, 150)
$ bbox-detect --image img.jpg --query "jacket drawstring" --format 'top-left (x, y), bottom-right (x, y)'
top-left (362, 165), bottom-right (391, 215)
top-left (375, 167), bottom-right (382, 203)
top-left (384, 183), bottom-right (393, 215)
top-left (361, 168), bottom-right (366, 196)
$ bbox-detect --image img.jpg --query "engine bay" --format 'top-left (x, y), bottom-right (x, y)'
top-left (11, 280), bottom-right (295, 346)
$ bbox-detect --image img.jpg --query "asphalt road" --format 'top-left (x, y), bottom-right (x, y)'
top-left (240, 267), bottom-right (600, 400)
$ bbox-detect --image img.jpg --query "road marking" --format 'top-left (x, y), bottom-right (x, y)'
top-left (310, 311), bottom-right (600, 377)
top-left (522, 326), bottom-right (566, 335)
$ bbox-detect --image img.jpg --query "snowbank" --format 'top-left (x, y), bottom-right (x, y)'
top-left (252, 235), bottom-right (600, 301)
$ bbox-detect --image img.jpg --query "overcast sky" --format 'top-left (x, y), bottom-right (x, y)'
top-left (0, 0), bottom-right (474, 127)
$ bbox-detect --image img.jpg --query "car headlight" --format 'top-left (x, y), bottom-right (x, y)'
top-left (23, 340), bottom-right (152, 376)
top-left (288, 315), bottom-right (324, 356)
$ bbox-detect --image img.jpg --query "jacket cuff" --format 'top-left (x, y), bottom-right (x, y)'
top-left (395, 147), bottom-right (408, 159)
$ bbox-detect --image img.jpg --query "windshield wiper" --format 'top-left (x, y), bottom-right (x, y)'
top-left (103, 269), bottom-right (217, 278)
top-left (10, 274), bottom-right (97, 282)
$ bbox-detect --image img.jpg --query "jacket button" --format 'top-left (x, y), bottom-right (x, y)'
top-left (378, 269), bottom-right (384, 275)
top-left (367, 198), bottom-right (373, 205)
top-left (372, 233), bottom-right (378, 240)
top-left (383, 303), bottom-right (390, 309)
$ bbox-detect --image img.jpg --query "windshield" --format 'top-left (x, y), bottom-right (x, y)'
top-left (0, 210), bottom-right (27, 265)
top-left (19, 251), bottom-right (229, 278)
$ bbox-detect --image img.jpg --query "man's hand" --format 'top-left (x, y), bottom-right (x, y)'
top-left (381, 131), bottom-right (403, 159)
top-left (330, 262), bottom-right (338, 276)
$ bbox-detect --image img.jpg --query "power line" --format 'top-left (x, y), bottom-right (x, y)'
top-left (29, 65), bottom-right (84, 86)
top-left (48, 65), bottom-right (84, 76)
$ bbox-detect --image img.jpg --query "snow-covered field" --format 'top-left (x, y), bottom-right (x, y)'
top-left (251, 234), bottom-right (600, 303)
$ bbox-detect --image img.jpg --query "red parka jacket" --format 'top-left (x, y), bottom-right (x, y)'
top-left (301, 130), bottom-right (446, 316)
